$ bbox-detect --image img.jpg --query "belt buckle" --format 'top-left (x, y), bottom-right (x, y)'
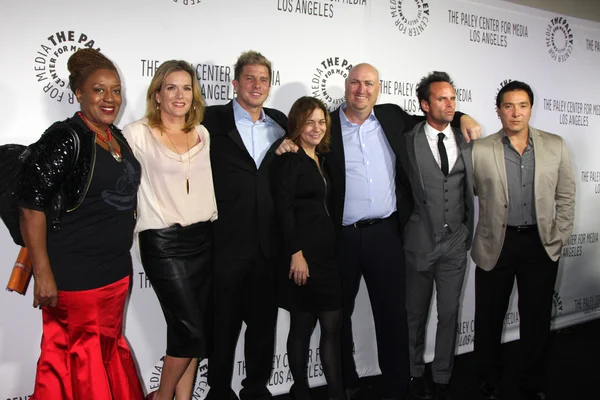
top-left (515, 225), bottom-right (533, 232)
top-left (353, 219), bottom-right (375, 228)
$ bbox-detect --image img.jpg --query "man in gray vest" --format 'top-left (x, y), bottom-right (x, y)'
top-left (401, 71), bottom-right (474, 400)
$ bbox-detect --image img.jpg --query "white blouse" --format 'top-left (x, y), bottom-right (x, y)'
top-left (122, 118), bottom-right (218, 237)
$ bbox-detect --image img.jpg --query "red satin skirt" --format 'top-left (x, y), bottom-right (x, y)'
top-left (31, 275), bottom-right (144, 400)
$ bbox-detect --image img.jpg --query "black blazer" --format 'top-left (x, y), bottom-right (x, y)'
top-left (271, 149), bottom-right (336, 262)
top-left (203, 101), bottom-right (288, 261)
top-left (326, 104), bottom-right (465, 234)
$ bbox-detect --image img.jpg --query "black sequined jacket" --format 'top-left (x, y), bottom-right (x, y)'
top-left (17, 113), bottom-right (130, 220)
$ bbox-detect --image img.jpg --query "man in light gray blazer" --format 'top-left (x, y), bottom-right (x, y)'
top-left (402, 71), bottom-right (474, 400)
top-left (472, 81), bottom-right (575, 400)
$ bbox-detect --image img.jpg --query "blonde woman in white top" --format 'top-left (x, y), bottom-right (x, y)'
top-left (123, 60), bottom-right (217, 400)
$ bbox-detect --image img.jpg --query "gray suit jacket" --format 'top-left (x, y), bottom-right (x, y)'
top-left (471, 126), bottom-right (576, 271)
top-left (402, 121), bottom-right (475, 254)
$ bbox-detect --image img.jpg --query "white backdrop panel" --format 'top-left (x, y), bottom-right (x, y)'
top-left (1, 0), bottom-right (600, 398)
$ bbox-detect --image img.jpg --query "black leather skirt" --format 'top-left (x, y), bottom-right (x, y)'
top-left (139, 221), bottom-right (213, 358)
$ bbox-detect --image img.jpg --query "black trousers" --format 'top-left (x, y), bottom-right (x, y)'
top-left (338, 216), bottom-right (409, 399)
top-left (475, 227), bottom-right (559, 390)
top-left (206, 255), bottom-right (277, 400)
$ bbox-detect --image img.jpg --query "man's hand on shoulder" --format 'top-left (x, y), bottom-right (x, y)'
top-left (275, 138), bottom-right (299, 155)
top-left (459, 114), bottom-right (482, 143)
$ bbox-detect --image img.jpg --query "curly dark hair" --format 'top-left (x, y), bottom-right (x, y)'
top-left (416, 71), bottom-right (454, 113)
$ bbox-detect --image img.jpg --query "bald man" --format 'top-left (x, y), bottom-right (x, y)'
top-left (324, 64), bottom-right (480, 400)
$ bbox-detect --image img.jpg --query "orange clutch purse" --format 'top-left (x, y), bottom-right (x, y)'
top-left (6, 247), bottom-right (32, 295)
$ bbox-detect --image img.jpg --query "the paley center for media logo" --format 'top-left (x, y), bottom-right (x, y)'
top-left (311, 57), bottom-right (353, 111)
top-left (33, 30), bottom-right (101, 104)
top-left (390, 0), bottom-right (430, 36)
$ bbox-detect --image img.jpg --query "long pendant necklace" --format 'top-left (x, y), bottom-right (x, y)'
top-left (162, 128), bottom-right (191, 194)
top-left (78, 112), bottom-right (123, 163)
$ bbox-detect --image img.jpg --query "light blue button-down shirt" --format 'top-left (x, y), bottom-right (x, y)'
top-left (232, 99), bottom-right (285, 167)
top-left (340, 104), bottom-right (397, 226)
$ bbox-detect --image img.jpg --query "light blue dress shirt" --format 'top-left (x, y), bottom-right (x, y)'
top-left (232, 99), bottom-right (285, 167)
top-left (340, 104), bottom-right (397, 226)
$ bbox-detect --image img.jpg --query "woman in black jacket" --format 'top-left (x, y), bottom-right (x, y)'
top-left (272, 96), bottom-right (345, 400)
top-left (17, 48), bottom-right (143, 400)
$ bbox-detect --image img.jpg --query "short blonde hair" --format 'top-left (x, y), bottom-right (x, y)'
top-left (234, 50), bottom-right (272, 83)
top-left (146, 60), bottom-right (205, 133)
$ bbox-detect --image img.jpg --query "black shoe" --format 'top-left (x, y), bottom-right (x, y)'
top-left (479, 382), bottom-right (500, 400)
top-left (289, 383), bottom-right (312, 400)
top-left (522, 388), bottom-right (546, 400)
top-left (434, 383), bottom-right (451, 400)
top-left (345, 387), bottom-right (362, 400)
top-left (409, 376), bottom-right (433, 399)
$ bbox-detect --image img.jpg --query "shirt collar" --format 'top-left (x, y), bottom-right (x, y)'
top-left (233, 98), bottom-right (267, 124)
top-left (501, 128), bottom-right (534, 146)
top-left (424, 121), bottom-right (453, 141)
top-left (339, 102), bottom-right (377, 127)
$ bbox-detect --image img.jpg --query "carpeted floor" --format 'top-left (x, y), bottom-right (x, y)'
top-left (273, 318), bottom-right (600, 400)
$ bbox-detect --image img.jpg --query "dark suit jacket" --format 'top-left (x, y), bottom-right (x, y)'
top-left (271, 149), bottom-right (336, 262)
top-left (326, 104), bottom-right (465, 235)
top-left (326, 104), bottom-right (416, 234)
top-left (202, 101), bottom-right (288, 261)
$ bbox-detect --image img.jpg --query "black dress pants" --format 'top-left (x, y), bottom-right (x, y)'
top-left (206, 255), bottom-right (277, 400)
top-left (475, 226), bottom-right (559, 391)
top-left (338, 216), bottom-right (409, 399)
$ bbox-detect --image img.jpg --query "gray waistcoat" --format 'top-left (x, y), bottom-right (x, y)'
top-left (415, 132), bottom-right (466, 234)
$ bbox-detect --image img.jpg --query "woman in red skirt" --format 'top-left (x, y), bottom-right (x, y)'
top-left (17, 48), bottom-right (144, 400)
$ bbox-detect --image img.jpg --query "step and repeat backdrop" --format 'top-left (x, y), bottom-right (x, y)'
top-left (1, 0), bottom-right (600, 398)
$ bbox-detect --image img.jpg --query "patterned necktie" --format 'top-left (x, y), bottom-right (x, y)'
top-left (437, 132), bottom-right (449, 176)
